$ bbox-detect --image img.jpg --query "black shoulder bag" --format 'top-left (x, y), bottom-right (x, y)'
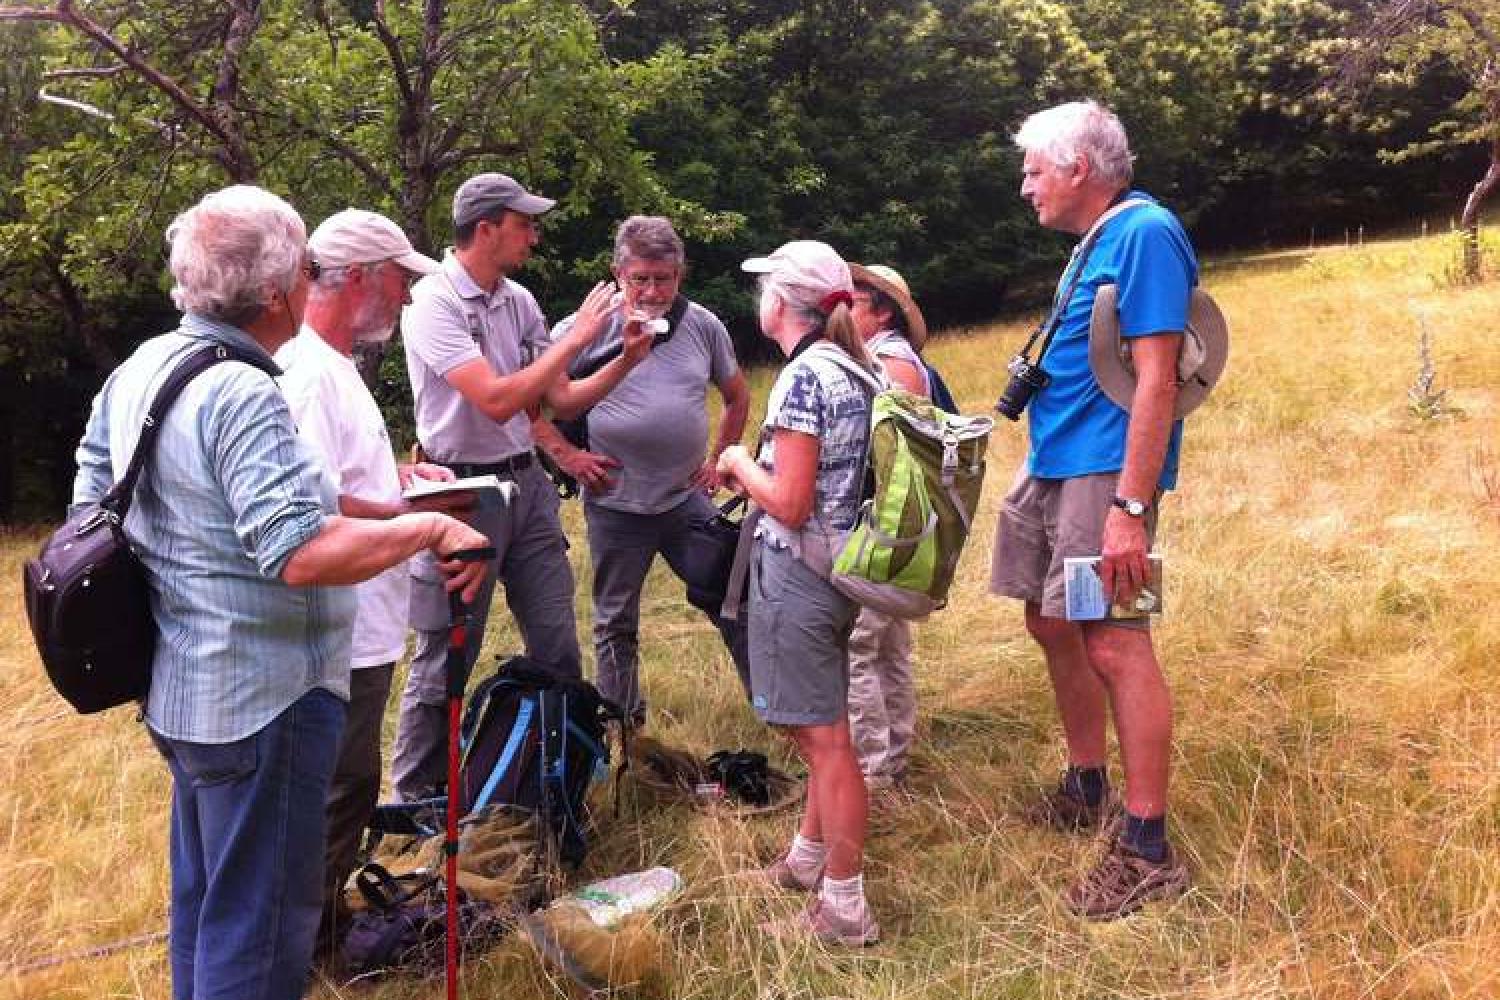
top-left (23, 343), bottom-right (279, 714)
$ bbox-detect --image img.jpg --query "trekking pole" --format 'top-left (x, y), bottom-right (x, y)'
top-left (442, 545), bottom-right (495, 1000)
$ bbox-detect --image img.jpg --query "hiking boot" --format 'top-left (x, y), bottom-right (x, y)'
top-left (1022, 783), bottom-right (1120, 833)
top-left (762, 899), bottom-right (880, 947)
top-left (1065, 839), bottom-right (1190, 920)
top-left (758, 857), bottom-right (822, 892)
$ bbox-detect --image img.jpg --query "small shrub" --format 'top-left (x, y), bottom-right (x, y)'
top-left (1407, 313), bottom-right (1458, 421)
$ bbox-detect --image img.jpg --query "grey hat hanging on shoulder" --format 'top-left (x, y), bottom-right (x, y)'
top-left (1088, 284), bottom-right (1229, 420)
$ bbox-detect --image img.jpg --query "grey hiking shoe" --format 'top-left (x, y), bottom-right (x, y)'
top-left (1065, 839), bottom-right (1190, 920)
top-left (1022, 782), bottom-right (1120, 833)
top-left (763, 899), bottom-right (880, 947)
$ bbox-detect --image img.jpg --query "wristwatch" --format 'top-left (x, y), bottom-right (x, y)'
top-left (1112, 495), bottom-right (1149, 518)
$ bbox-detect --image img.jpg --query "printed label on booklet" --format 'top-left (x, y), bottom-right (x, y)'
top-left (1062, 554), bottom-right (1164, 621)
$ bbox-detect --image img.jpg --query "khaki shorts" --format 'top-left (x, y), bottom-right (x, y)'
top-left (988, 468), bottom-right (1158, 630)
top-left (747, 540), bottom-right (859, 726)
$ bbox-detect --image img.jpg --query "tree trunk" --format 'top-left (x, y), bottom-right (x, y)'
top-left (44, 255), bottom-right (116, 372)
top-left (1459, 135), bottom-right (1500, 281)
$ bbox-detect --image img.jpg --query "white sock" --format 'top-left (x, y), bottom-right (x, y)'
top-left (784, 833), bottom-right (827, 883)
top-left (818, 873), bottom-right (869, 920)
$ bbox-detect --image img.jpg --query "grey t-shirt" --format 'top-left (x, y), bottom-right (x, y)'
top-left (401, 253), bottom-right (549, 463)
top-left (550, 300), bottom-right (739, 515)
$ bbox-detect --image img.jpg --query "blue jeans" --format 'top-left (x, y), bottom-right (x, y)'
top-left (150, 688), bottom-right (345, 1000)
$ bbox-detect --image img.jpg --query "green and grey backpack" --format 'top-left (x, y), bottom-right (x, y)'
top-left (814, 345), bottom-right (994, 619)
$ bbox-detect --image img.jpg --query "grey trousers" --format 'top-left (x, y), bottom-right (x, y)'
top-left (320, 662), bottom-right (394, 946)
top-left (584, 492), bottom-right (751, 721)
top-left (391, 464), bottom-right (581, 802)
top-left (846, 608), bottom-right (916, 784)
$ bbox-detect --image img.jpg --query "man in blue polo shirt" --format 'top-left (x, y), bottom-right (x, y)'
top-left (990, 100), bottom-right (1194, 920)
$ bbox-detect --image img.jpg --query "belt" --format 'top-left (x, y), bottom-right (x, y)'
top-left (448, 451), bottom-right (535, 479)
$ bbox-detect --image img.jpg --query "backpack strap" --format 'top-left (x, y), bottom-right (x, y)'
top-left (717, 504), bottom-right (763, 622)
top-left (354, 861), bottom-right (439, 912)
top-left (101, 343), bottom-right (279, 522)
top-left (803, 341), bottom-right (885, 395)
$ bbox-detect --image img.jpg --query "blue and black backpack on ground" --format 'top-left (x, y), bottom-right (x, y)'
top-left (457, 657), bottom-right (625, 868)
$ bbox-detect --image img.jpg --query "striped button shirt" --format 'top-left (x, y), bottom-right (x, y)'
top-left (71, 314), bottom-right (354, 743)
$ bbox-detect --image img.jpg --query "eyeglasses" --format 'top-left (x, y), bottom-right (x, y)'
top-left (620, 272), bottom-right (680, 291)
top-left (303, 258), bottom-right (322, 282)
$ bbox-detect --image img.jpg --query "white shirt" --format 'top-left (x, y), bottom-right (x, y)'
top-left (276, 327), bottom-right (409, 668)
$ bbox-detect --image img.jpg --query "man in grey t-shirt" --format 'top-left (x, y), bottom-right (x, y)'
top-left (547, 216), bottom-right (751, 723)
top-left (391, 173), bottom-right (653, 801)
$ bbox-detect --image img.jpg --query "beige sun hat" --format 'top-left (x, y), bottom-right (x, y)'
top-left (1088, 284), bottom-right (1229, 420)
top-left (849, 263), bottom-right (928, 350)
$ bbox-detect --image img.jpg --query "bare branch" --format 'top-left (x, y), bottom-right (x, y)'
top-left (439, 140), bottom-right (526, 169)
top-left (431, 66), bottom-right (527, 159)
top-left (371, 0), bottom-right (415, 108)
top-left (1453, 1), bottom-right (1500, 58)
top-left (37, 87), bottom-right (114, 120)
top-left (249, 102), bottom-right (401, 203)
top-left (41, 64), bottom-right (128, 80)
top-left (0, 6), bottom-right (70, 25)
top-left (0, 0), bottom-right (253, 177)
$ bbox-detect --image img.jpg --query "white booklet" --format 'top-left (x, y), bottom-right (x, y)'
top-left (401, 473), bottom-right (508, 502)
top-left (1063, 554), bottom-right (1164, 621)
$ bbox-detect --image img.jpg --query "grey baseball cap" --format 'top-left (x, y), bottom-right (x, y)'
top-left (452, 173), bottom-right (556, 228)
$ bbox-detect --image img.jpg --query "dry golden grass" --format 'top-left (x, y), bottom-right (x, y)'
top-left (3, 233), bottom-right (1499, 999)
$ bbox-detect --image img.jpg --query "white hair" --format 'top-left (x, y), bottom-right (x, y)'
top-left (166, 185), bottom-right (306, 325)
top-left (1014, 100), bottom-right (1134, 188)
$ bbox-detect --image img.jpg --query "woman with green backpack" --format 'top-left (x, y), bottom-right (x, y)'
top-left (715, 240), bottom-right (882, 947)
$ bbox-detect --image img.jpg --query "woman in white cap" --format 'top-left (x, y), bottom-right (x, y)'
top-left (716, 239), bottom-right (881, 946)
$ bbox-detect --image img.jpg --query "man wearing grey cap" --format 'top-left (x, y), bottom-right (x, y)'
top-left (392, 172), bottom-right (651, 801)
top-left (274, 207), bottom-right (469, 952)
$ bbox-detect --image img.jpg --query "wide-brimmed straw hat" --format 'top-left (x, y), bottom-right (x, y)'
top-left (1088, 284), bottom-right (1229, 420)
top-left (849, 263), bottom-right (928, 350)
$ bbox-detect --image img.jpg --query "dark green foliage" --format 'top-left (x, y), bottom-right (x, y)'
top-left (0, 0), bottom-right (1489, 517)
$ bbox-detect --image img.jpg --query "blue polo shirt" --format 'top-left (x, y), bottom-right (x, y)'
top-left (1027, 191), bottom-right (1197, 489)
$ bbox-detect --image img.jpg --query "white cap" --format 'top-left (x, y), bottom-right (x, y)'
top-left (742, 240), bottom-right (853, 305)
top-left (309, 209), bottom-right (441, 275)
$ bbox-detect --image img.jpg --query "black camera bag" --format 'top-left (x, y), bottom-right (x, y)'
top-left (679, 494), bottom-right (748, 614)
top-left (23, 344), bottom-right (278, 714)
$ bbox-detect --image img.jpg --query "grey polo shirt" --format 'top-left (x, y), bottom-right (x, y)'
top-left (401, 252), bottom-right (550, 464)
top-left (550, 300), bottom-right (739, 515)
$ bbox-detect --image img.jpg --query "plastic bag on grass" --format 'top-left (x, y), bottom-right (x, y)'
top-left (519, 868), bottom-right (681, 994)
